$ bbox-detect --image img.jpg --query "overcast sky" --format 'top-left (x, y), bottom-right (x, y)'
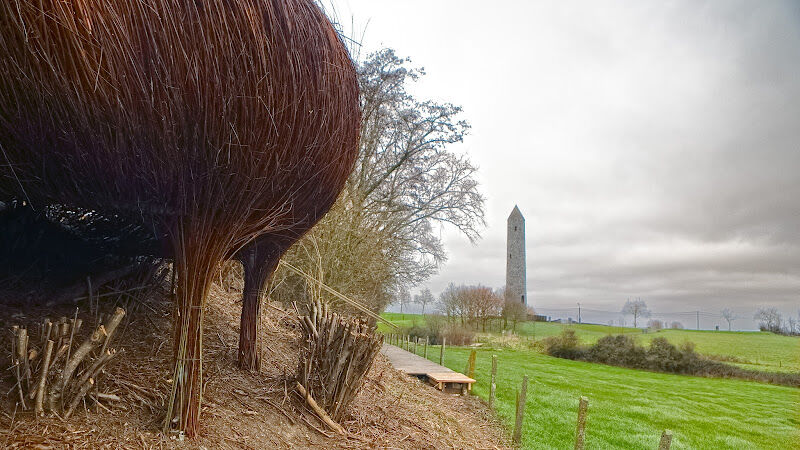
top-left (328, 0), bottom-right (800, 329)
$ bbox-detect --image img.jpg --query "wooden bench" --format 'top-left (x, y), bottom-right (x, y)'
top-left (427, 372), bottom-right (476, 394)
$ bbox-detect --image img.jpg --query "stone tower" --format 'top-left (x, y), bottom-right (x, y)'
top-left (506, 205), bottom-right (527, 305)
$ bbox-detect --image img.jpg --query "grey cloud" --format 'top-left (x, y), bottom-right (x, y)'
top-left (333, 0), bottom-right (800, 328)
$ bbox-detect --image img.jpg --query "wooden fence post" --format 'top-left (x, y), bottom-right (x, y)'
top-left (575, 396), bottom-right (589, 450)
top-left (467, 349), bottom-right (477, 379)
top-left (424, 337), bottom-right (429, 359)
top-left (439, 337), bottom-right (446, 365)
top-left (512, 375), bottom-right (528, 444)
top-left (489, 355), bottom-right (497, 408)
top-left (415, 337), bottom-right (419, 354)
top-left (658, 430), bottom-right (672, 450)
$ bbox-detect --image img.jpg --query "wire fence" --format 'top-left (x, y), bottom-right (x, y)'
top-left (533, 306), bottom-right (758, 331)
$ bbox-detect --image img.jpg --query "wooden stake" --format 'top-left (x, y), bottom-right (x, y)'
top-left (87, 276), bottom-right (94, 319)
top-left (512, 375), bottom-right (528, 444)
top-left (66, 308), bottom-right (78, 364)
top-left (42, 319), bottom-right (52, 346)
top-left (575, 396), bottom-right (589, 450)
top-left (489, 355), bottom-right (497, 408)
top-left (21, 328), bottom-right (32, 386)
top-left (658, 430), bottom-right (673, 450)
top-left (34, 340), bottom-right (54, 414)
top-left (11, 327), bottom-right (26, 409)
top-left (439, 337), bottom-right (446, 365)
top-left (413, 337), bottom-right (418, 355)
top-left (467, 349), bottom-right (476, 379)
top-left (424, 337), bottom-right (429, 359)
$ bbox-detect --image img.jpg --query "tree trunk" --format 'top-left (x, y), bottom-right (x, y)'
top-left (238, 240), bottom-right (284, 371)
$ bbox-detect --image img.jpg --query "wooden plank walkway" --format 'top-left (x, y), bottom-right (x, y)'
top-left (381, 343), bottom-right (454, 376)
top-left (381, 344), bottom-right (475, 393)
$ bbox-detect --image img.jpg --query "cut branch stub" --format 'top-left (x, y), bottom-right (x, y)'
top-left (10, 310), bottom-right (125, 418)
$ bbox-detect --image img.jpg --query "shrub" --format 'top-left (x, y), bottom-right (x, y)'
top-left (587, 335), bottom-right (647, 369)
top-left (544, 333), bottom-right (800, 388)
top-left (425, 314), bottom-right (449, 343)
top-left (647, 319), bottom-right (664, 330)
top-left (670, 321), bottom-right (684, 329)
top-left (443, 326), bottom-right (476, 346)
top-left (543, 329), bottom-right (584, 359)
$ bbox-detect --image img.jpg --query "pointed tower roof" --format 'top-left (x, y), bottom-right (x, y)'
top-left (508, 205), bottom-right (524, 220)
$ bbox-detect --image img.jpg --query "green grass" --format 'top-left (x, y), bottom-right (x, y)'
top-left (377, 312), bottom-right (420, 332)
top-left (381, 313), bottom-right (800, 373)
top-left (415, 344), bottom-right (800, 449)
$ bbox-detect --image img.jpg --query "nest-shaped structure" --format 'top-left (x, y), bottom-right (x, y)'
top-left (0, 0), bottom-right (360, 436)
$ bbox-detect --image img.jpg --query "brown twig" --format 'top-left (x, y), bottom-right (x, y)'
top-left (296, 382), bottom-right (345, 435)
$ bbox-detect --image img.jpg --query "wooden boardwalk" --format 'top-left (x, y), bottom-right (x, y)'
top-left (381, 343), bottom-right (454, 376)
top-left (381, 344), bottom-right (475, 393)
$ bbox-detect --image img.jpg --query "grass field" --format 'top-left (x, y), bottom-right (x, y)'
top-left (415, 344), bottom-right (800, 449)
top-left (380, 313), bottom-right (800, 373)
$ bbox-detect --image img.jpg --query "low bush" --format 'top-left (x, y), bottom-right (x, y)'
top-left (442, 326), bottom-right (475, 346)
top-left (544, 330), bottom-right (800, 388)
top-left (542, 329), bottom-right (584, 359)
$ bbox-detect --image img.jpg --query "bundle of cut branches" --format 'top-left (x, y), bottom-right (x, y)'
top-left (297, 298), bottom-right (383, 425)
top-left (8, 308), bottom-right (125, 418)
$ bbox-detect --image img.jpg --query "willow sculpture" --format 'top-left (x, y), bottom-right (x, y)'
top-left (0, 0), bottom-right (360, 436)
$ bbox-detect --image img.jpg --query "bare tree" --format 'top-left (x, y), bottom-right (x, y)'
top-left (787, 316), bottom-right (798, 335)
top-left (350, 48), bottom-right (485, 288)
top-left (414, 288), bottom-right (435, 315)
top-left (439, 283), bottom-right (469, 325)
top-left (502, 300), bottom-right (528, 333)
top-left (621, 299), bottom-right (651, 328)
top-left (269, 48), bottom-right (485, 313)
top-left (670, 321), bottom-right (684, 329)
top-left (396, 286), bottom-right (412, 315)
top-left (754, 307), bottom-right (782, 333)
top-left (468, 286), bottom-right (503, 331)
top-left (721, 308), bottom-right (735, 331)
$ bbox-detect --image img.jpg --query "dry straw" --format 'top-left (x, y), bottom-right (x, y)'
top-left (0, 0), bottom-right (360, 436)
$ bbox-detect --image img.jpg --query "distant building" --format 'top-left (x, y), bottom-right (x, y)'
top-left (505, 205), bottom-right (527, 306)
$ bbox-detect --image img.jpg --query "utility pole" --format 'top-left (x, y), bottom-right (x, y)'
top-left (696, 311), bottom-right (700, 330)
top-left (577, 302), bottom-right (581, 324)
